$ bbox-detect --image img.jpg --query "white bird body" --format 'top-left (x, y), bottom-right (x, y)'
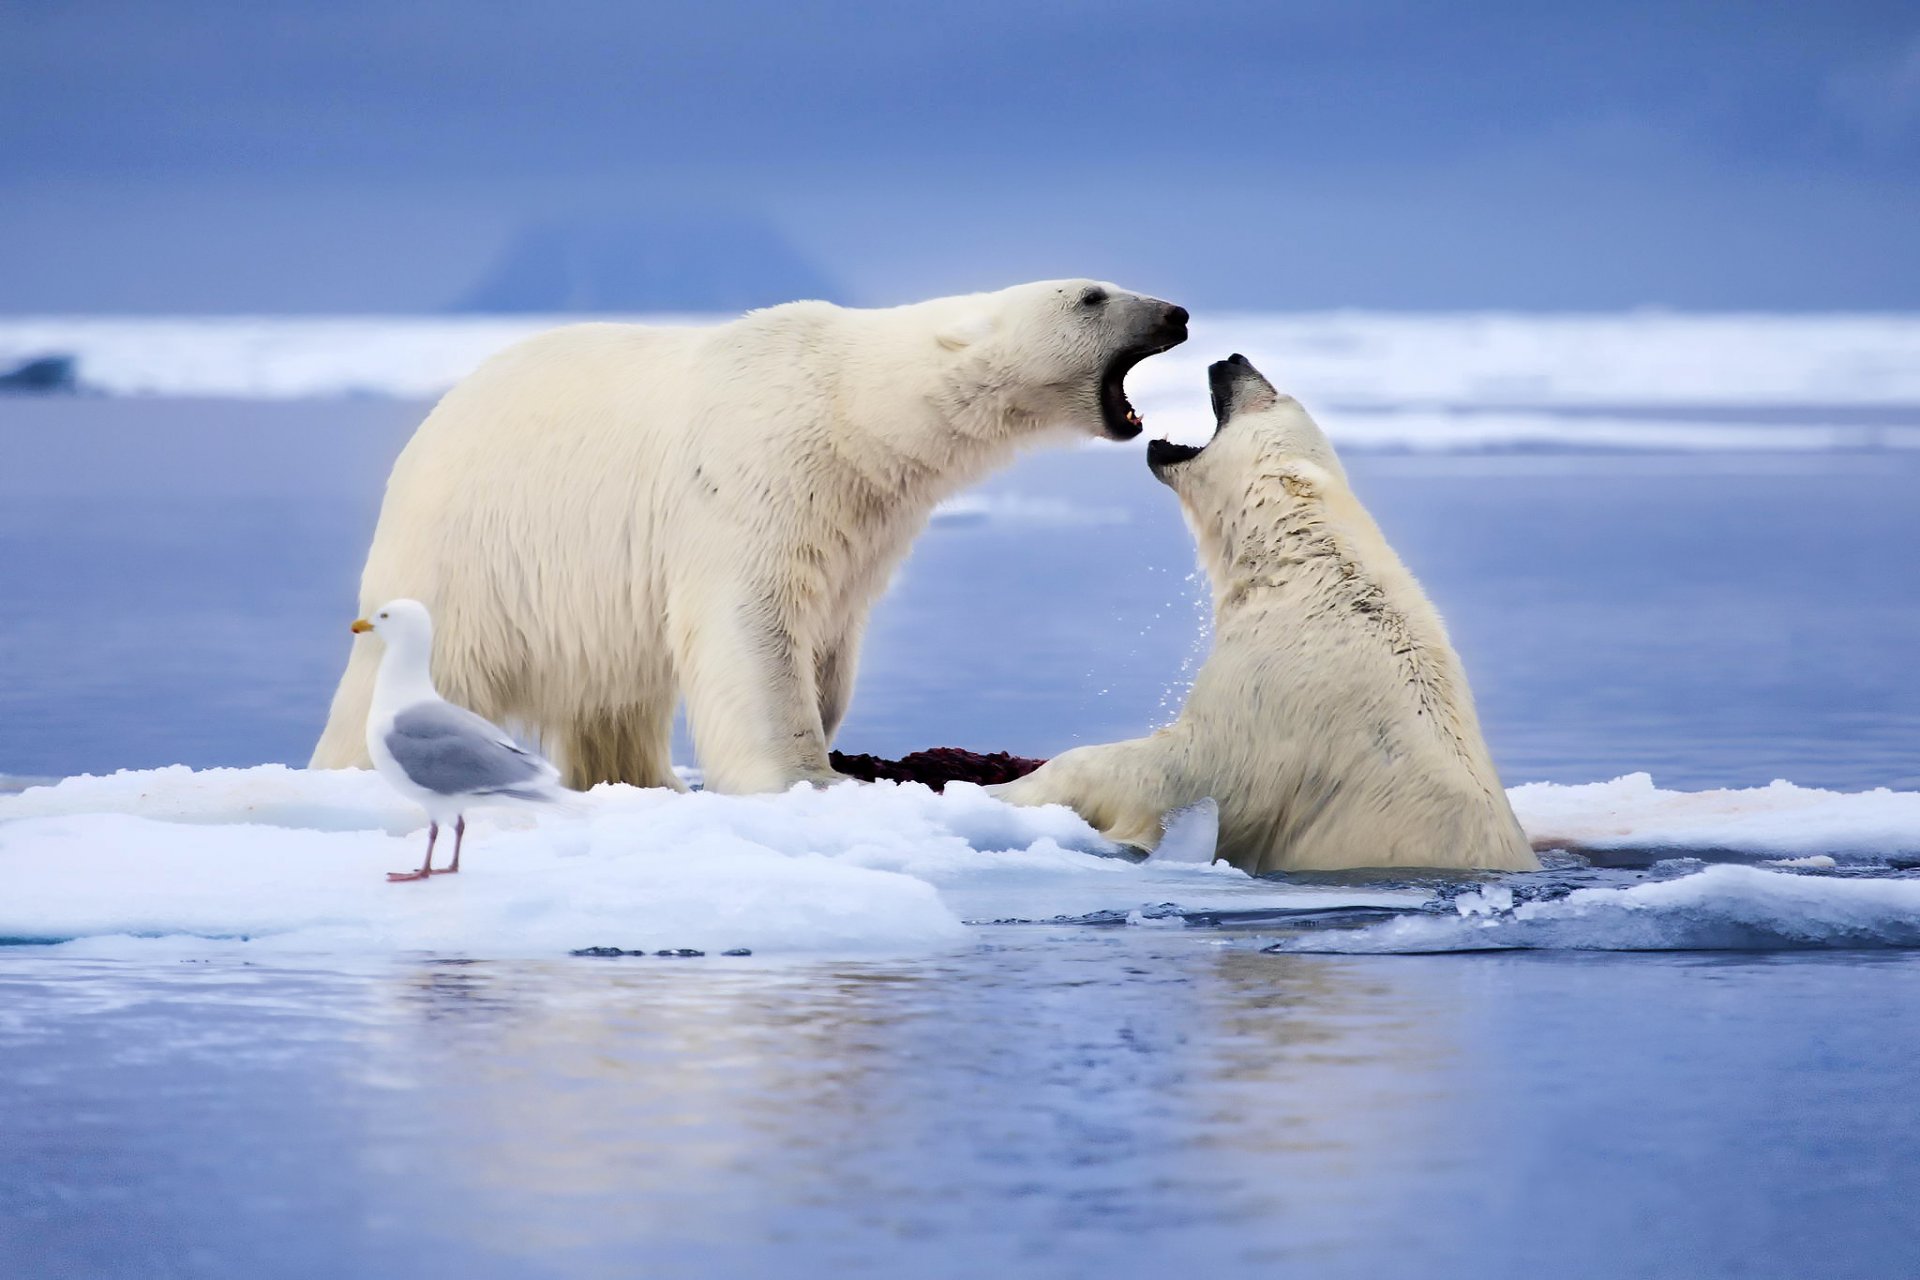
top-left (352, 598), bottom-right (569, 880)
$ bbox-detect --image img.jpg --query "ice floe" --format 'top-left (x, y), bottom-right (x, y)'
top-left (2, 766), bottom-right (1915, 956)
top-left (0, 767), bottom-right (1402, 956)
top-left (1511, 772), bottom-right (1920, 862)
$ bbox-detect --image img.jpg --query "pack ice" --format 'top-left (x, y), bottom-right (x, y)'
top-left (1, 766), bottom-right (1916, 956)
top-left (0, 766), bottom-right (1401, 956)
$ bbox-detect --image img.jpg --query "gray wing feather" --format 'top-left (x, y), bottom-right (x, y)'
top-left (386, 702), bottom-right (552, 797)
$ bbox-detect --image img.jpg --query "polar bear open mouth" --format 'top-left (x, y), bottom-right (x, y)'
top-left (1145, 351), bottom-right (1243, 466)
top-left (1098, 340), bottom-right (1181, 440)
top-left (1146, 437), bottom-right (1205, 469)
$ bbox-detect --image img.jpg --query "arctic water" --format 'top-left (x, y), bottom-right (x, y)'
top-left (3, 329), bottom-right (1919, 1276)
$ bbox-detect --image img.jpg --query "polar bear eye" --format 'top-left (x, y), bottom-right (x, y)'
top-left (1079, 287), bottom-right (1108, 308)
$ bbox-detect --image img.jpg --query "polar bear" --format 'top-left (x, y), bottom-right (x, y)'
top-left (311, 281), bottom-right (1189, 793)
top-left (993, 355), bottom-right (1536, 874)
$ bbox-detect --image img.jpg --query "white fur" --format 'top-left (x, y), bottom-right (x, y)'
top-left (993, 360), bottom-right (1538, 874)
top-left (312, 281), bottom-right (1183, 792)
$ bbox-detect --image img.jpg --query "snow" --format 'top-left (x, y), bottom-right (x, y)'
top-left (1225, 410), bottom-right (1920, 455)
top-left (2, 766), bottom-right (1914, 956)
top-left (0, 766), bottom-right (1401, 956)
top-left (1511, 772), bottom-right (1920, 860)
top-left (6, 311), bottom-right (1915, 456)
top-left (929, 492), bottom-right (1129, 527)
top-left (4, 313), bottom-right (1917, 454)
top-left (0, 315), bottom-right (611, 401)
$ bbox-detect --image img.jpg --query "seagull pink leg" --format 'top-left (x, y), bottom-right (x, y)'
top-left (388, 821), bottom-right (438, 883)
top-left (432, 816), bottom-right (465, 876)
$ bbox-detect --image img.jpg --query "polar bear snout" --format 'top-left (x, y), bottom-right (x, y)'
top-left (1149, 354), bottom-right (1313, 487)
top-left (1145, 351), bottom-right (1269, 480)
top-left (1147, 438), bottom-right (1205, 474)
top-left (1208, 353), bottom-right (1279, 423)
top-left (1096, 298), bottom-right (1190, 441)
top-left (1133, 301), bottom-right (1190, 357)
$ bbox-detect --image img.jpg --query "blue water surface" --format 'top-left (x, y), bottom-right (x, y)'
top-left (2, 397), bottom-right (1919, 1278)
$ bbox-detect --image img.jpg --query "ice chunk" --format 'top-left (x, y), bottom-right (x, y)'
top-left (1149, 798), bottom-right (1220, 865)
top-left (1271, 865), bottom-right (1920, 953)
top-left (1512, 773), bottom-right (1920, 861)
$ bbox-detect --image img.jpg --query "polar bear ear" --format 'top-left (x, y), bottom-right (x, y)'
top-left (935, 311), bottom-right (997, 351)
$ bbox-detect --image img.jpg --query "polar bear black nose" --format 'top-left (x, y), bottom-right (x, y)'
top-left (1151, 304), bottom-right (1190, 348)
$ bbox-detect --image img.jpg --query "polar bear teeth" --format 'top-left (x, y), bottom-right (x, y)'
top-left (1100, 356), bottom-right (1149, 439)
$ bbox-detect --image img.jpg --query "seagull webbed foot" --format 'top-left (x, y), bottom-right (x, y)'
top-left (385, 820), bottom-right (440, 883)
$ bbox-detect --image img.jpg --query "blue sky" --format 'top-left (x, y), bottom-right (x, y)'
top-left (3, 0), bottom-right (1916, 311)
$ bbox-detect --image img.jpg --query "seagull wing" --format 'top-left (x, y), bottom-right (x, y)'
top-left (384, 701), bottom-right (556, 799)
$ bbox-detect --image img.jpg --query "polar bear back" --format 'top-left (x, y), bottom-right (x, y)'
top-left (359, 322), bottom-right (713, 714)
top-left (1179, 465), bottom-right (1530, 872)
top-left (316, 280), bottom-right (1193, 790)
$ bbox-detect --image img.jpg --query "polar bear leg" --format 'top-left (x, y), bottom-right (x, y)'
top-left (814, 624), bottom-right (863, 744)
top-left (309, 641), bottom-right (379, 769)
top-left (558, 700), bottom-right (684, 792)
top-left (677, 589), bottom-right (841, 793)
top-left (992, 738), bottom-right (1196, 853)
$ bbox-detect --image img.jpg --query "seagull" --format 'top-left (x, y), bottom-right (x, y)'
top-left (351, 598), bottom-right (571, 882)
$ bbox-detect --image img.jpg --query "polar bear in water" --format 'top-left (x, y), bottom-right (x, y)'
top-left (994, 355), bottom-right (1537, 874)
top-left (311, 282), bottom-right (1188, 793)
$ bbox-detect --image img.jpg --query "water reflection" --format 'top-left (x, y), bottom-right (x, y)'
top-left (336, 937), bottom-right (1456, 1275)
top-left (5, 943), bottom-right (1918, 1279)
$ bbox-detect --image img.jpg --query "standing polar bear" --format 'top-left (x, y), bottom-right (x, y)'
top-left (311, 281), bottom-right (1189, 792)
top-left (994, 355), bottom-right (1536, 874)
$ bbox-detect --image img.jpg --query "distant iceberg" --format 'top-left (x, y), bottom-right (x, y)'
top-left (0, 352), bottom-right (78, 394)
top-left (457, 209), bottom-right (842, 313)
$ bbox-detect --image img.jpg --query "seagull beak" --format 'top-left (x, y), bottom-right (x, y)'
top-left (351, 618), bottom-right (373, 634)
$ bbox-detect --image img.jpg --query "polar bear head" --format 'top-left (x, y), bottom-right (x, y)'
top-left (931, 280), bottom-right (1188, 441)
top-left (1144, 353), bottom-right (1349, 573)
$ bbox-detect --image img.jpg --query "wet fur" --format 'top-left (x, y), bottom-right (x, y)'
top-left (994, 378), bottom-right (1536, 874)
